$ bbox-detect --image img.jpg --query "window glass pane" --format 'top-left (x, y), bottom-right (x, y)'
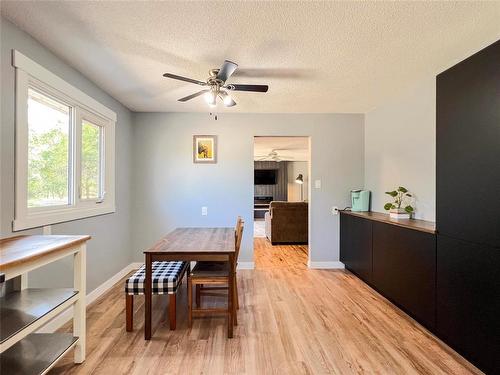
top-left (81, 120), bottom-right (101, 200)
top-left (28, 88), bottom-right (70, 208)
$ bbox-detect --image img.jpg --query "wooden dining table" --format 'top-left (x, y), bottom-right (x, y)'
top-left (143, 227), bottom-right (236, 339)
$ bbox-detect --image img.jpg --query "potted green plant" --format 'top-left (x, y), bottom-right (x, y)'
top-left (384, 186), bottom-right (414, 219)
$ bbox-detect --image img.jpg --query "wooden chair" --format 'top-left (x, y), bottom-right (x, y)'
top-left (195, 217), bottom-right (243, 308)
top-left (188, 217), bottom-right (244, 328)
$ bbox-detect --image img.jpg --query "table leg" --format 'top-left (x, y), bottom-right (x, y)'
top-left (73, 243), bottom-right (86, 363)
top-left (227, 254), bottom-right (234, 338)
top-left (233, 276), bottom-right (238, 326)
top-left (145, 253), bottom-right (152, 340)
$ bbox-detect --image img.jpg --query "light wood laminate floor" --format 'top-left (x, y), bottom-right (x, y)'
top-left (254, 237), bottom-right (308, 269)
top-left (51, 238), bottom-right (481, 374)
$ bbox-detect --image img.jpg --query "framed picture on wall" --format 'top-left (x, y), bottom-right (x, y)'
top-left (193, 135), bottom-right (217, 164)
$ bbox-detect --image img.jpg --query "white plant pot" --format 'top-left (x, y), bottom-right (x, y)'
top-left (389, 208), bottom-right (411, 219)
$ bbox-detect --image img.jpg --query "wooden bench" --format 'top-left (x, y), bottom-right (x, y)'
top-left (125, 261), bottom-right (188, 331)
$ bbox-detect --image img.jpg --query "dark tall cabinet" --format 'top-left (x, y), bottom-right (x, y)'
top-left (436, 40), bottom-right (500, 375)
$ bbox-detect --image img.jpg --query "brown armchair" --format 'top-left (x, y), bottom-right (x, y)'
top-left (265, 201), bottom-right (308, 244)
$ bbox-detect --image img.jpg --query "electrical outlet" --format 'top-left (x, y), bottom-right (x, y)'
top-left (201, 206), bottom-right (208, 216)
top-left (332, 206), bottom-right (339, 215)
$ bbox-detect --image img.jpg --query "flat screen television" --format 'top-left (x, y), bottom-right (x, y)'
top-left (254, 169), bottom-right (277, 185)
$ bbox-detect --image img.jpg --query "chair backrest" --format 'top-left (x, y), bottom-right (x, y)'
top-left (235, 216), bottom-right (242, 234)
top-left (234, 216), bottom-right (244, 264)
top-left (234, 216), bottom-right (242, 243)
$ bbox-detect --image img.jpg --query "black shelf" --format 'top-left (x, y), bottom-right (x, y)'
top-left (0, 333), bottom-right (78, 375)
top-left (0, 288), bottom-right (78, 344)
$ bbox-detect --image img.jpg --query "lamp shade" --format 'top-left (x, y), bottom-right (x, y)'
top-left (295, 174), bottom-right (304, 184)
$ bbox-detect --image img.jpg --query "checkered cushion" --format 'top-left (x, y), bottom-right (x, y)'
top-left (125, 261), bottom-right (187, 295)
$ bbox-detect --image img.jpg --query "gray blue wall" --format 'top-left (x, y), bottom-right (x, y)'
top-left (1, 18), bottom-right (134, 291)
top-left (364, 77), bottom-right (436, 221)
top-left (131, 112), bottom-right (364, 265)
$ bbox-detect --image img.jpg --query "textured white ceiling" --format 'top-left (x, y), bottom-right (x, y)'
top-left (254, 137), bottom-right (309, 162)
top-left (1, 1), bottom-right (499, 113)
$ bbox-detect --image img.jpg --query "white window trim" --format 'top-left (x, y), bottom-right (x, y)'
top-left (77, 111), bottom-right (107, 204)
top-left (13, 50), bottom-right (116, 231)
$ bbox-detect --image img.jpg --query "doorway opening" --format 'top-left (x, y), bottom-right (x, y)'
top-left (253, 136), bottom-right (310, 269)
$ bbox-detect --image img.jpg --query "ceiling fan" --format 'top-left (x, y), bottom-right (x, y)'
top-left (255, 149), bottom-right (295, 162)
top-left (163, 60), bottom-right (269, 108)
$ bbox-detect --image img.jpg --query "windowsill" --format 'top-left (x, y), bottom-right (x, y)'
top-left (12, 204), bottom-right (115, 231)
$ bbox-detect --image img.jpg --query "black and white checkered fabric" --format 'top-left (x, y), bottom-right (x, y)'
top-left (125, 261), bottom-right (187, 295)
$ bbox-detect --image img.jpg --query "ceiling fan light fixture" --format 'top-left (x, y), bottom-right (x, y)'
top-left (221, 92), bottom-right (234, 107)
top-left (204, 91), bottom-right (216, 106)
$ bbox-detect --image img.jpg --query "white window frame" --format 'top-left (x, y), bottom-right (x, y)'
top-left (77, 110), bottom-right (107, 205)
top-left (13, 50), bottom-right (116, 231)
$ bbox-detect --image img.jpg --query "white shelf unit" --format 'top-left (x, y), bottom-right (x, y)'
top-left (0, 235), bottom-right (89, 375)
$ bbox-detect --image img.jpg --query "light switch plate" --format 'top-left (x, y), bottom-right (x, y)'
top-left (314, 180), bottom-right (322, 189)
top-left (201, 206), bottom-right (208, 216)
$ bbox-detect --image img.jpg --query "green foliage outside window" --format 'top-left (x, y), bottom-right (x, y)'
top-left (28, 127), bottom-right (69, 207)
top-left (81, 121), bottom-right (101, 200)
top-left (28, 121), bottom-right (101, 206)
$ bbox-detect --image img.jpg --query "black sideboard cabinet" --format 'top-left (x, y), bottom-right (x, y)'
top-left (372, 222), bottom-right (436, 330)
top-left (340, 212), bottom-right (436, 330)
top-left (339, 213), bottom-right (373, 283)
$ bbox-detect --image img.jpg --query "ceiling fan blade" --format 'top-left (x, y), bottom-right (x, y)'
top-left (226, 84), bottom-right (269, 92)
top-left (235, 68), bottom-right (311, 79)
top-left (217, 60), bottom-right (238, 82)
top-left (178, 90), bottom-right (209, 102)
top-left (163, 73), bottom-right (206, 86)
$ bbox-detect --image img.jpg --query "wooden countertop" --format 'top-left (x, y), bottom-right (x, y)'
top-left (0, 235), bottom-right (91, 271)
top-left (340, 211), bottom-right (436, 234)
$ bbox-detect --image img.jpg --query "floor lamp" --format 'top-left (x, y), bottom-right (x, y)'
top-left (295, 174), bottom-right (304, 201)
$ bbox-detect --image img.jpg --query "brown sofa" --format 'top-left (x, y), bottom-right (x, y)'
top-left (265, 201), bottom-right (308, 244)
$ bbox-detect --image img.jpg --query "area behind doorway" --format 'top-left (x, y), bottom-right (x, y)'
top-left (253, 136), bottom-right (310, 268)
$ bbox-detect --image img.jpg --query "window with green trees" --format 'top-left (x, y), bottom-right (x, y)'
top-left (27, 89), bottom-right (105, 208)
top-left (14, 50), bottom-right (116, 231)
top-left (81, 120), bottom-right (102, 200)
top-left (28, 88), bottom-right (71, 208)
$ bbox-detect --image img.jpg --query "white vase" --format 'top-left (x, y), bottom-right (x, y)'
top-left (389, 208), bottom-right (411, 219)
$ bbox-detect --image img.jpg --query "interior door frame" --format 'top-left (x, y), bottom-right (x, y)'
top-left (252, 135), bottom-right (312, 267)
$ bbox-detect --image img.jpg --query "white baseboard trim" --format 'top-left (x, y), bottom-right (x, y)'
top-left (130, 262), bottom-right (144, 269)
top-left (308, 261), bottom-right (345, 269)
top-left (38, 262), bottom-right (142, 333)
top-left (237, 262), bottom-right (255, 270)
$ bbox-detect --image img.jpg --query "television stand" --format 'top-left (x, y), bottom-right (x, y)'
top-left (254, 195), bottom-right (273, 219)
